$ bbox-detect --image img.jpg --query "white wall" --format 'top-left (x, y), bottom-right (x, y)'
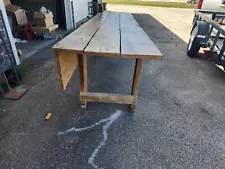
top-left (0, 0), bottom-right (20, 65)
top-left (64, 0), bottom-right (89, 30)
top-left (73, 0), bottom-right (89, 23)
top-left (64, 0), bottom-right (73, 30)
top-left (202, 0), bottom-right (224, 10)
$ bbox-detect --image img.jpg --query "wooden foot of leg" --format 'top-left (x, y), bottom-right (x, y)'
top-left (81, 102), bottom-right (87, 109)
top-left (129, 59), bottom-right (143, 112)
top-left (129, 104), bottom-right (135, 112)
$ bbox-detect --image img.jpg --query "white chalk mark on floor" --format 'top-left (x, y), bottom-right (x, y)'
top-left (58, 110), bottom-right (122, 169)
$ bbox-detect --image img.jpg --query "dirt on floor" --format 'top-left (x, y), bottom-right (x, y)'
top-left (1, 5), bottom-right (225, 169)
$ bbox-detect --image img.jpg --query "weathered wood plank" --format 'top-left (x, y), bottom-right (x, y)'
top-left (120, 13), bottom-right (163, 59)
top-left (56, 51), bottom-right (78, 91)
top-left (84, 12), bottom-right (121, 57)
top-left (80, 92), bottom-right (137, 104)
top-left (53, 12), bottom-right (109, 54)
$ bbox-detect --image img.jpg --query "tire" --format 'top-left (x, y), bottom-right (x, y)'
top-left (187, 26), bottom-right (200, 57)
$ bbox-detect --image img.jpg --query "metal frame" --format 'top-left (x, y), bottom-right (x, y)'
top-left (195, 10), bottom-right (225, 35)
top-left (88, 2), bottom-right (94, 18)
top-left (0, 10), bottom-right (20, 97)
top-left (193, 10), bottom-right (225, 62)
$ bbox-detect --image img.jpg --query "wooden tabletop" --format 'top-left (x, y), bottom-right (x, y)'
top-left (53, 11), bottom-right (163, 59)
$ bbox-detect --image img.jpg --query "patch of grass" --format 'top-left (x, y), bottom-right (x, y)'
top-left (104, 0), bottom-right (196, 9)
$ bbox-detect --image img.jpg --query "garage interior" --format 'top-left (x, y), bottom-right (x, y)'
top-left (5, 0), bottom-right (68, 61)
top-left (11, 0), bottom-right (67, 29)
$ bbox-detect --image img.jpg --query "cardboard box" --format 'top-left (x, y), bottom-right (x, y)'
top-left (5, 4), bottom-right (28, 29)
top-left (3, 0), bottom-right (11, 6)
top-left (34, 12), bottom-right (53, 19)
top-left (15, 10), bottom-right (28, 25)
top-left (35, 18), bottom-right (54, 27)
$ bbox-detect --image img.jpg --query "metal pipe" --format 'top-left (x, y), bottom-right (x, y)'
top-left (210, 31), bottom-right (220, 51)
top-left (196, 11), bottom-right (225, 37)
top-left (218, 40), bottom-right (225, 61)
top-left (2, 72), bottom-right (11, 90)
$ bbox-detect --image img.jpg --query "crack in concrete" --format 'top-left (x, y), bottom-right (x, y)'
top-left (58, 110), bottom-right (122, 169)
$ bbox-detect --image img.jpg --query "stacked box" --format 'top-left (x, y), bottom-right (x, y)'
top-left (34, 12), bottom-right (54, 27)
top-left (4, 0), bottom-right (28, 31)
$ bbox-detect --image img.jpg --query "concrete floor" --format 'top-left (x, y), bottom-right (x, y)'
top-left (16, 29), bottom-right (67, 61)
top-left (1, 4), bottom-right (225, 169)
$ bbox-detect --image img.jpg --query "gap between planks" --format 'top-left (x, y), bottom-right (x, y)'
top-left (53, 11), bottom-right (109, 54)
top-left (82, 12), bottom-right (110, 53)
top-left (84, 12), bottom-right (121, 57)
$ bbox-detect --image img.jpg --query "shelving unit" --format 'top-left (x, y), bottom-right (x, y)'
top-left (0, 9), bottom-right (20, 97)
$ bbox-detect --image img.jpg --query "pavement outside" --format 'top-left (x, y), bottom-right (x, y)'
top-left (1, 4), bottom-right (225, 169)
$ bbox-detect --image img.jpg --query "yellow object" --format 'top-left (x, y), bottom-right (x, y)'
top-left (45, 113), bottom-right (52, 120)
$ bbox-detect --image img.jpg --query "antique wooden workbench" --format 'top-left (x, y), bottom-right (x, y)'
top-left (53, 11), bottom-right (163, 111)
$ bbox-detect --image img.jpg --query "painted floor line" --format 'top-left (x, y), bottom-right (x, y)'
top-left (58, 110), bottom-right (122, 169)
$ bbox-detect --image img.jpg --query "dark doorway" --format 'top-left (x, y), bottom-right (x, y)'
top-left (56, 0), bottom-right (66, 29)
top-left (10, 0), bottom-right (66, 29)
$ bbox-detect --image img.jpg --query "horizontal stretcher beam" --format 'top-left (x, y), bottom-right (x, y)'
top-left (80, 92), bottom-right (137, 104)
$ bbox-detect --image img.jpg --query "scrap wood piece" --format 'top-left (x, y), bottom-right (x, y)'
top-left (5, 85), bottom-right (31, 100)
top-left (45, 113), bottom-right (52, 120)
